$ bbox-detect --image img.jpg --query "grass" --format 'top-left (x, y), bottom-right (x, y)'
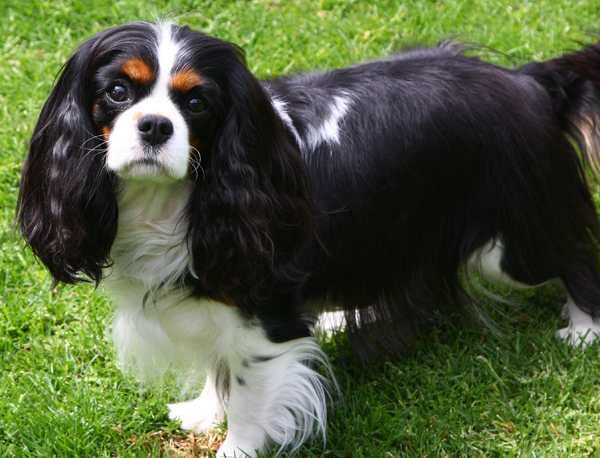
top-left (2, 0), bottom-right (600, 456)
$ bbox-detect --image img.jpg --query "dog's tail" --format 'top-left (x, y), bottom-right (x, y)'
top-left (519, 41), bottom-right (600, 179)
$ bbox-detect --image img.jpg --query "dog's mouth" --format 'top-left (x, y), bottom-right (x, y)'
top-left (117, 156), bottom-right (174, 181)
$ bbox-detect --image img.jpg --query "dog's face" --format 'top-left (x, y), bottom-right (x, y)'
top-left (91, 24), bottom-right (218, 181)
top-left (17, 21), bottom-right (313, 291)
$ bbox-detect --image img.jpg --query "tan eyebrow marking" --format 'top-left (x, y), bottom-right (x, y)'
top-left (120, 58), bottom-right (155, 85)
top-left (170, 68), bottom-right (205, 93)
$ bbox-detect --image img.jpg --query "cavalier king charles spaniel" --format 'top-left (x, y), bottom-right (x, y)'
top-left (17, 21), bottom-right (600, 457)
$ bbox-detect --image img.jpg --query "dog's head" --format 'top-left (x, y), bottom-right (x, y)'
top-left (17, 22), bottom-right (312, 300)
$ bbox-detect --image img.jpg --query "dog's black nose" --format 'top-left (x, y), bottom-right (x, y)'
top-left (137, 114), bottom-right (174, 146)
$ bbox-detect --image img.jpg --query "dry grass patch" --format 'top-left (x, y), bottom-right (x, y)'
top-left (157, 429), bottom-right (225, 457)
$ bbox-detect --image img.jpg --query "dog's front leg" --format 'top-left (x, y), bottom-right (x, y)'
top-left (168, 373), bottom-right (225, 432)
top-left (215, 334), bottom-right (332, 458)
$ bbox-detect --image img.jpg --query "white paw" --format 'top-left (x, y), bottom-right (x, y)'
top-left (314, 311), bottom-right (346, 337)
top-left (556, 293), bottom-right (600, 349)
top-left (168, 397), bottom-right (224, 433)
top-left (214, 447), bottom-right (250, 458)
top-left (556, 323), bottom-right (600, 349)
top-left (215, 437), bottom-right (256, 458)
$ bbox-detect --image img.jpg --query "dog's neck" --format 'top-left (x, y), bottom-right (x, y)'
top-left (108, 179), bottom-right (194, 291)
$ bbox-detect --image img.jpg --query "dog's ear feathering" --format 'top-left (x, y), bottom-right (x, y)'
top-left (185, 39), bottom-right (314, 304)
top-left (16, 31), bottom-right (120, 286)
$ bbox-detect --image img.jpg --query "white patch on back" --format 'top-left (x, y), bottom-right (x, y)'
top-left (305, 94), bottom-right (352, 152)
top-left (270, 96), bottom-right (305, 149)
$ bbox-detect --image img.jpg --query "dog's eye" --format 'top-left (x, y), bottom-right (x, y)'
top-left (107, 85), bottom-right (129, 103)
top-left (188, 98), bottom-right (206, 113)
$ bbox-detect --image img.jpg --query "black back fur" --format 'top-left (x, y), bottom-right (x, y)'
top-left (16, 23), bottom-right (600, 360)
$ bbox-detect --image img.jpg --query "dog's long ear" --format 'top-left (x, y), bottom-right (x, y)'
top-left (187, 40), bottom-right (314, 305)
top-left (16, 33), bottom-right (118, 286)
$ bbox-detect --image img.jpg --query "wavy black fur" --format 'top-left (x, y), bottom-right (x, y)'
top-left (16, 23), bottom-right (600, 362)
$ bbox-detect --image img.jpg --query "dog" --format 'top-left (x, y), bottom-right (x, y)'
top-left (16, 21), bottom-right (600, 457)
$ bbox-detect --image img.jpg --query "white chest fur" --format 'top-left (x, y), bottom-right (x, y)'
top-left (109, 180), bottom-right (194, 290)
top-left (106, 180), bottom-right (331, 458)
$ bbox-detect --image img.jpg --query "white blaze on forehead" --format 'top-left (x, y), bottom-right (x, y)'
top-left (155, 22), bottom-right (181, 91)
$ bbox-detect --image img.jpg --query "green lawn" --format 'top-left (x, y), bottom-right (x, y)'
top-left (2, 0), bottom-right (600, 456)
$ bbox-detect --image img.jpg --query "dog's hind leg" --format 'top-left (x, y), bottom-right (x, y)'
top-left (471, 239), bottom-right (600, 348)
top-left (555, 250), bottom-right (600, 347)
top-left (468, 239), bottom-right (530, 290)
top-left (556, 292), bottom-right (600, 347)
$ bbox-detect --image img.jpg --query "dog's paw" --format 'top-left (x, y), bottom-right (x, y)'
top-left (215, 436), bottom-right (256, 458)
top-left (556, 323), bottom-right (600, 349)
top-left (168, 396), bottom-right (224, 433)
top-left (314, 311), bottom-right (346, 337)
